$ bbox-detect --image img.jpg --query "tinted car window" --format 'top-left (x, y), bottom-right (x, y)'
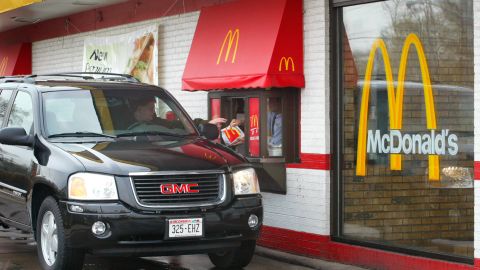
top-left (7, 91), bottom-right (33, 134)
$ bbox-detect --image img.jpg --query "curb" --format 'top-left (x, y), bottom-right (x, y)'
top-left (255, 246), bottom-right (367, 270)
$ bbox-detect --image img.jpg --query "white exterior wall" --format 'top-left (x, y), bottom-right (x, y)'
top-left (32, 0), bottom-right (331, 237)
top-left (263, 0), bottom-right (330, 236)
top-left (474, 0), bottom-right (480, 260)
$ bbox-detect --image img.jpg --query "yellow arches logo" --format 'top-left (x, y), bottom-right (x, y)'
top-left (279, 57), bottom-right (295, 72)
top-left (217, 29), bottom-right (239, 64)
top-left (356, 33), bottom-right (442, 180)
top-left (250, 114), bottom-right (258, 129)
top-left (0, 57), bottom-right (8, 75)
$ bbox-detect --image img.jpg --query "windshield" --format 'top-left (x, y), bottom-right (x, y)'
top-left (42, 88), bottom-right (197, 139)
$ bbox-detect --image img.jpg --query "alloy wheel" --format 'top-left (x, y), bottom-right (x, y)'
top-left (40, 211), bottom-right (58, 266)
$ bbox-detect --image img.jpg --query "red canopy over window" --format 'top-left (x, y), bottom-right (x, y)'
top-left (182, 0), bottom-right (304, 91)
top-left (0, 43), bottom-right (31, 76)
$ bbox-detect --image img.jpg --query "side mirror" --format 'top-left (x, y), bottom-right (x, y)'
top-left (0, 127), bottom-right (34, 147)
top-left (198, 123), bottom-right (219, 141)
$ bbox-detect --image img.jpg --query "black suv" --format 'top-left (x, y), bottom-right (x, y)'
top-left (0, 73), bottom-right (262, 270)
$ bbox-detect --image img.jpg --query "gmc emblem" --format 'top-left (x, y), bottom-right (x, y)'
top-left (160, 183), bottom-right (199, 194)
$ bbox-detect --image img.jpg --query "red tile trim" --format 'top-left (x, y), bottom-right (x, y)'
top-left (474, 161), bottom-right (480, 180)
top-left (286, 153), bottom-right (330, 170)
top-left (475, 258), bottom-right (480, 270)
top-left (259, 225), bottom-right (474, 270)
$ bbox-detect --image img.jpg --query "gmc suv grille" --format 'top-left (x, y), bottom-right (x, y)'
top-left (130, 171), bottom-right (225, 207)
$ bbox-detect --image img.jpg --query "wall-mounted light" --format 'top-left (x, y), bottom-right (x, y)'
top-left (72, 1), bottom-right (99, 5)
top-left (11, 16), bottom-right (40, 24)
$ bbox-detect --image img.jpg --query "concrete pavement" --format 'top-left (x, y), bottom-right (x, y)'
top-left (0, 227), bottom-right (366, 270)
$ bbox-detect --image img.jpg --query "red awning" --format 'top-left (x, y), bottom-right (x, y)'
top-left (0, 43), bottom-right (32, 76)
top-left (182, 0), bottom-right (304, 91)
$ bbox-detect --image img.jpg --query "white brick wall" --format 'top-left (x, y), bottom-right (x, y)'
top-left (261, 0), bottom-right (331, 236)
top-left (301, 0), bottom-right (330, 155)
top-left (32, 0), bottom-right (332, 237)
top-left (474, 0), bottom-right (480, 160)
top-left (263, 169), bottom-right (330, 235)
top-left (474, 0), bottom-right (480, 260)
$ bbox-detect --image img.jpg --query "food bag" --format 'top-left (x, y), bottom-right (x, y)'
top-left (221, 126), bottom-right (244, 146)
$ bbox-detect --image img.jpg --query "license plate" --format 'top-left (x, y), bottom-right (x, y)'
top-left (167, 218), bottom-right (203, 238)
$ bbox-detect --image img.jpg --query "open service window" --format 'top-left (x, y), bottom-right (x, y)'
top-left (208, 88), bottom-right (299, 194)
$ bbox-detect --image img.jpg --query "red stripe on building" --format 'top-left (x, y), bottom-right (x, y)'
top-left (286, 153), bottom-right (330, 170)
top-left (475, 259), bottom-right (480, 269)
top-left (259, 226), bottom-right (474, 270)
top-left (474, 161), bottom-right (480, 180)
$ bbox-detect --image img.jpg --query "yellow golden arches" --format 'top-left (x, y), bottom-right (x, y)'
top-left (0, 57), bottom-right (8, 75)
top-left (250, 114), bottom-right (259, 128)
top-left (217, 29), bottom-right (239, 64)
top-left (355, 33), bottom-right (439, 180)
top-left (279, 57), bottom-right (295, 72)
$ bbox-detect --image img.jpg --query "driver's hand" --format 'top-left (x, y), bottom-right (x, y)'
top-left (209, 118), bottom-right (227, 125)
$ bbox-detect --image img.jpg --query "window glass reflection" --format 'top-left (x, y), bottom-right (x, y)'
top-left (0, 90), bottom-right (13, 125)
top-left (341, 0), bottom-right (473, 258)
top-left (267, 97), bottom-right (282, 157)
top-left (7, 92), bottom-right (33, 134)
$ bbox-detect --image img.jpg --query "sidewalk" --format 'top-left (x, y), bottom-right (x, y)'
top-left (255, 246), bottom-right (368, 270)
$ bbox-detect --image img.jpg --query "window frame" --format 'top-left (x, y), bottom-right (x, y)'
top-left (208, 88), bottom-right (300, 163)
top-left (330, 1), bottom-right (475, 265)
top-left (6, 90), bottom-right (35, 134)
top-left (208, 88), bottom-right (299, 195)
top-left (331, 0), bottom-right (386, 8)
top-left (0, 88), bottom-right (16, 129)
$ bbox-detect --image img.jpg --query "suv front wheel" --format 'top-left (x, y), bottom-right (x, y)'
top-left (208, 240), bottom-right (256, 269)
top-left (36, 196), bottom-right (85, 270)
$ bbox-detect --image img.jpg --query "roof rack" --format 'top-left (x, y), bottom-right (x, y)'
top-left (32, 72), bottom-right (140, 83)
top-left (0, 72), bottom-right (140, 84)
top-left (0, 76), bottom-right (35, 84)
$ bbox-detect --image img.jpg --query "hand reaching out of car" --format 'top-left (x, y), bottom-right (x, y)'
top-left (208, 117), bottom-right (227, 125)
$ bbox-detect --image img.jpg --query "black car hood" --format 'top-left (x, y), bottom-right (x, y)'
top-left (52, 138), bottom-right (244, 175)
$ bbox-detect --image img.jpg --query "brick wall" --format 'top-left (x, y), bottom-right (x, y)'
top-left (32, 0), bottom-right (333, 237)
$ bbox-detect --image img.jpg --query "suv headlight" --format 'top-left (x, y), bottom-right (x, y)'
top-left (68, 173), bottom-right (118, 200)
top-left (233, 168), bottom-right (260, 195)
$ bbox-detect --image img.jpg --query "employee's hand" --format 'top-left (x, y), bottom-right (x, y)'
top-left (230, 118), bottom-right (243, 127)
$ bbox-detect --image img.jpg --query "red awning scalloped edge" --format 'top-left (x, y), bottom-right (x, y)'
top-left (182, 73), bottom-right (305, 91)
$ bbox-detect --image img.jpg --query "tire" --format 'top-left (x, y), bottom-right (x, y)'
top-left (36, 196), bottom-right (85, 270)
top-left (208, 240), bottom-right (256, 269)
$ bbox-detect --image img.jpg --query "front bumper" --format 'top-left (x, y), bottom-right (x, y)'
top-left (59, 195), bottom-right (262, 256)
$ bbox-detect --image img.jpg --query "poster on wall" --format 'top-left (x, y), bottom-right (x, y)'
top-left (82, 26), bottom-right (158, 84)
